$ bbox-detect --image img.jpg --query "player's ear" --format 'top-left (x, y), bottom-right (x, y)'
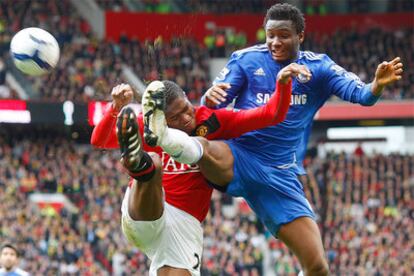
top-left (298, 31), bottom-right (304, 44)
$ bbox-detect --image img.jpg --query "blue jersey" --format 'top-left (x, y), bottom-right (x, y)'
top-left (203, 44), bottom-right (379, 173)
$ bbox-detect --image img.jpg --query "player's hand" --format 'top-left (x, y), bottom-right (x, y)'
top-left (372, 57), bottom-right (403, 95)
top-left (277, 63), bottom-right (312, 84)
top-left (204, 83), bottom-right (231, 107)
top-left (111, 83), bottom-right (134, 111)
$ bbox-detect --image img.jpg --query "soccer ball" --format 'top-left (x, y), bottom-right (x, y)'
top-left (10, 27), bottom-right (60, 76)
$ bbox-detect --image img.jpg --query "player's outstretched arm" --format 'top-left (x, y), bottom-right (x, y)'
top-left (215, 63), bottom-right (311, 139)
top-left (371, 57), bottom-right (403, 96)
top-left (91, 84), bottom-right (134, 149)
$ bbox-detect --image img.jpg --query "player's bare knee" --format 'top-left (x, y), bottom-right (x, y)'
top-left (195, 136), bottom-right (208, 152)
top-left (306, 259), bottom-right (329, 276)
top-left (195, 137), bottom-right (220, 164)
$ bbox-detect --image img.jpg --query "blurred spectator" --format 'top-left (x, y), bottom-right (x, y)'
top-left (96, 0), bottom-right (128, 12)
top-left (354, 142), bottom-right (364, 157)
top-left (388, 0), bottom-right (414, 12)
top-left (183, 0), bottom-right (275, 14)
top-left (119, 36), bottom-right (210, 103)
top-left (0, 57), bottom-right (11, 98)
top-left (256, 27), bottom-right (266, 44)
top-left (304, 151), bottom-right (414, 274)
top-left (181, 0), bottom-right (413, 14)
top-left (0, 244), bottom-right (29, 276)
top-left (143, 0), bottom-right (171, 13)
top-left (304, 0), bottom-right (328, 15)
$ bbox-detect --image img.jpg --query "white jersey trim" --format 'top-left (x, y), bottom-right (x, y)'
top-left (163, 169), bottom-right (201, 175)
top-left (300, 51), bottom-right (324, 61)
top-left (234, 44), bottom-right (268, 57)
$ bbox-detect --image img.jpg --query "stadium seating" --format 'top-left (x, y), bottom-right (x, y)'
top-left (0, 2), bottom-right (412, 273)
top-left (2, 0), bottom-right (412, 103)
top-left (168, 0), bottom-right (413, 14)
top-left (1, 126), bottom-right (412, 274)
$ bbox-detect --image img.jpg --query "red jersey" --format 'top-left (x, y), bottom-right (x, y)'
top-left (91, 81), bottom-right (291, 222)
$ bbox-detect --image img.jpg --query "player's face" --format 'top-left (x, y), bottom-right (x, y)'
top-left (0, 248), bottom-right (18, 271)
top-left (265, 20), bottom-right (304, 62)
top-left (165, 96), bottom-right (196, 134)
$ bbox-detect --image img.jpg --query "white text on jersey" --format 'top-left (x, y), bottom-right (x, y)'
top-left (256, 93), bottom-right (308, 105)
top-left (162, 152), bottom-right (200, 174)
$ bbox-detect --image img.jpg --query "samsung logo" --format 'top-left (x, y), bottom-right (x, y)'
top-left (256, 93), bottom-right (307, 105)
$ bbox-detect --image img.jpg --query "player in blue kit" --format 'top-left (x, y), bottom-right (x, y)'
top-left (144, 3), bottom-right (404, 276)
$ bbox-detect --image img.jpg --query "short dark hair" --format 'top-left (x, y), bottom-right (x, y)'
top-left (162, 80), bottom-right (186, 105)
top-left (1, 243), bottom-right (20, 257)
top-left (264, 3), bottom-right (305, 34)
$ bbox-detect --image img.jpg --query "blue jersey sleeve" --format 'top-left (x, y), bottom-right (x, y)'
top-left (201, 52), bottom-right (247, 109)
top-left (322, 57), bottom-right (380, 106)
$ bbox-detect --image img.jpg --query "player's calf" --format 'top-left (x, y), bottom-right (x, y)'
top-left (116, 107), bottom-right (155, 181)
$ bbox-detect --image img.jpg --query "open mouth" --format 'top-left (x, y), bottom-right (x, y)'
top-left (271, 49), bottom-right (284, 58)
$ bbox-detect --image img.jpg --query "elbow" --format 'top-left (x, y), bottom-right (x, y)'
top-left (359, 86), bottom-right (380, 106)
top-left (90, 133), bottom-right (101, 148)
top-left (360, 101), bottom-right (376, 107)
top-left (90, 139), bottom-right (99, 148)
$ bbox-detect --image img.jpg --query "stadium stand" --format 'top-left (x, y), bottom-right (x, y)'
top-left (0, 125), bottom-right (412, 274)
top-left (175, 0), bottom-right (414, 14)
top-left (95, 0), bottom-right (128, 11)
top-left (1, 0), bottom-right (210, 103)
top-left (1, 1), bottom-right (413, 275)
top-left (0, 1), bottom-right (412, 102)
top-left (304, 152), bottom-right (414, 275)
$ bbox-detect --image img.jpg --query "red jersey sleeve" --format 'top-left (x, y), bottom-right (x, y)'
top-left (90, 106), bottom-right (149, 151)
top-left (90, 105), bottom-right (119, 149)
top-left (205, 80), bottom-right (292, 140)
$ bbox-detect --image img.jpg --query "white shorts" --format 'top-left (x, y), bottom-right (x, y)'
top-left (121, 187), bottom-right (203, 276)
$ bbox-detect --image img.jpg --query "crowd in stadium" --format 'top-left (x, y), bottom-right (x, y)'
top-left (1, 0), bottom-right (210, 103)
top-left (100, 0), bottom-right (413, 14)
top-left (0, 0), bottom-right (412, 102)
top-left (0, 0), bottom-right (413, 275)
top-left (1, 127), bottom-right (412, 274)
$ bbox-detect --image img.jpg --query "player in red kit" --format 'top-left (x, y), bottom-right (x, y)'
top-left (90, 63), bottom-right (309, 275)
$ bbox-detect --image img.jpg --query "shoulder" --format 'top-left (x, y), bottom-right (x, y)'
top-left (195, 105), bottom-right (213, 122)
top-left (230, 44), bottom-right (269, 61)
top-left (194, 106), bottom-right (222, 137)
top-left (195, 105), bottom-right (225, 123)
top-left (298, 51), bottom-right (338, 77)
top-left (16, 268), bottom-right (30, 276)
top-left (299, 51), bottom-right (333, 64)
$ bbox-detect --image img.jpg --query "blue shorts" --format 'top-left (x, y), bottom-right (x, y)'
top-left (225, 141), bottom-right (315, 235)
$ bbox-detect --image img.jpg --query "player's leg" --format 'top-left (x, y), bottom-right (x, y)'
top-left (118, 107), bottom-right (195, 276)
top-left (195, 137), bottom-right (234, 187)
top-left (220, 149), bottom-right (328, 276)
top-left (277, 217), bottom-right (329, 276)
top-left (117, 106), bottom-right (163, 220)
